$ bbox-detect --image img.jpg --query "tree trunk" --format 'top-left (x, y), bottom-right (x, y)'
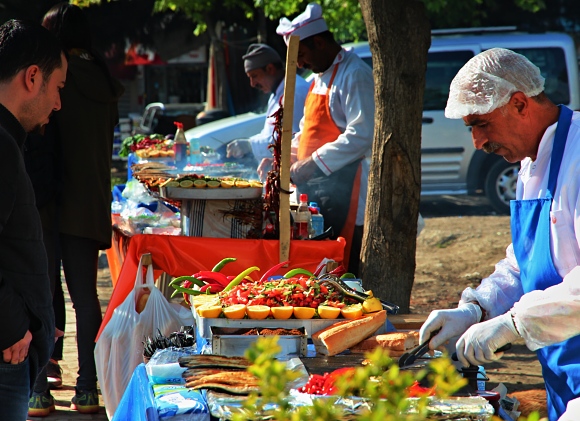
top-left (359, 0), bottom-right (431, 313)
top-left (205, 16), bottom-right (228, 111)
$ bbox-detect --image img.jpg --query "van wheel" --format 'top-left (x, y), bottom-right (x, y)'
top-left (484, 159), bottom-right (519, 215)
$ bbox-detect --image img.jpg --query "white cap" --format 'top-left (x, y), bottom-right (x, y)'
top-left (276, 3), bottom-right (328, 45)
top-left (445, 48), bottom-right (545, 119)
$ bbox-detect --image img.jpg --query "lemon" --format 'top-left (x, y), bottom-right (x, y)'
top-left (193, 179), bottom-right (207, 188)
top-left (190, 295), bottom-right (219, 308)
top-left (221, 180), bottom-right (235, 188)
top-left (197, 304), bottom-right (222, 318)
top-left (250, 181), bottom-right (263, 188)
top-left (246, 305), bottom-right (271, 320)
top-left (179, 180), bottom-right (194, 188)
top-left (293, 306), bottom-right (316, 319)
top-left (341, 303), bottom-right (363, 319)
top-left (317, 305), bottom-right (341, 319)
top-left (271, 306), bottom-right (294, 320)
top-left (207, 180), bottom-right (221, 188)
top-left (223, 304), bottom-right (246, 319)
top-left (362, 297), bottom-right (383, 313)
top-left (162, 180), bottom-right (180, 188)
top-left (235, 180), bottom-right (250, 188)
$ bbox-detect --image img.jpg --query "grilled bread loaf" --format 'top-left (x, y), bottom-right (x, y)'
top-left (311, 310), bottom-right (386, 356)
top-left (350, 331), bottom-right (420, 355)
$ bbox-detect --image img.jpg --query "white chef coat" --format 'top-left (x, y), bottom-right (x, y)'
top-left (459, 111), bottom-right (580, 350)
top-left (292, 48), bottom-right (375, 226)
top-left (249, 75), bottom-right (310, 162)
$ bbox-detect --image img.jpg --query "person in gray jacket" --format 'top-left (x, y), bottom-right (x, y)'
top-left (0, 19), bottom-right (65, 421)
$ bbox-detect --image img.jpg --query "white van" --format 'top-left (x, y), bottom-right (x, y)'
top-left (186, 28), bottom-right (580, 213)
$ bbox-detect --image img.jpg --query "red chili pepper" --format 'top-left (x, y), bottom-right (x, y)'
top-left (329, 265), bottom-right (347, 277)
top-left (193, 271), bottom-right (230, 286)
top-left (259, 260), bottom-right (290, 283)
top-left (322, 367), bottom-right (356, 395)
top-left (407, 381), bottom-right (436, 397)
top-left (181, 280), bottom-right (193, 306)
top-left (199, 283), bottom-right (225, 294)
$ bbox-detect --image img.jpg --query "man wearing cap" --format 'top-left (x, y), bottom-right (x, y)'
top-left (274, 3), bottom-right (374, 274)
top-left (226, 43), bottom-right (309, 163)
top-left (418, 47), bottom-right (580, 421)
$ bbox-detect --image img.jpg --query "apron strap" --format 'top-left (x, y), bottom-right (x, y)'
top-left (548, 105), bottom-right (573, 196)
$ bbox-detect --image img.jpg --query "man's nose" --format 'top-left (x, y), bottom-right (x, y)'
top-left (471, 130), bottom-right (486, 150)
top-left (296, 58), bottom-right (305, 69)
top-left (54, 95), bottom-right (62, 112)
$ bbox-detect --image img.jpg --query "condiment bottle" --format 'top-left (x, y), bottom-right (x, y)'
top-left (294, 194), bottom-right (312, 240)
top-left (173, 121), bottom-right (188, 168)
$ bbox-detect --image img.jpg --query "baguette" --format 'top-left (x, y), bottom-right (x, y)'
top-left (311, 310), bottom-right (386, 356)
top-left (350, 331), bottom-right (420, 354)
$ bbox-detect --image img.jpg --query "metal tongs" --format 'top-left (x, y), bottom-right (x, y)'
top-left (398, 328), bottom-right (441, 368)
top-left (317, 274), bottom-right (400, 314)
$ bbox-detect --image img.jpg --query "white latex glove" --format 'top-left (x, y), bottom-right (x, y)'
top-left (559, 397), bottom-right (580, 421)
top-left (419, 303), bottom-right (482, 351)
top-left (455, 311), bottom-right (519, 367)
top-left (226, 139), bottom-right (252, 158)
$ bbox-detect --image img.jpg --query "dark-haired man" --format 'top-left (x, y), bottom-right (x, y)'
top-left (0, 19), bottom-right (65, 419)
top-left (275, 3), bottom-right (375, 274)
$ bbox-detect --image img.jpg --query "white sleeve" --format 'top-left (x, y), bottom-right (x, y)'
top-left (312, 65), bottom-right (375, 175)
top-left (511, 266), bottom-right (580, 351)
top-left (459, 243), bottom-right (524, 319)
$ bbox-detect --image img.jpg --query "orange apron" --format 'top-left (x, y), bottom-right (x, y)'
top-left (296, 64), bottom-right (361, 269)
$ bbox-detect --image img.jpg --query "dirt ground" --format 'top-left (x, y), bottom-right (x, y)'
top-left (414, 195), bottom-right (545, 395)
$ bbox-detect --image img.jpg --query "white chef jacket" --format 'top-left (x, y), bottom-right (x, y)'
top-left (292, 48), bottom-right (375, 226)
top-left (249, 75), bottom-right (310, 162)
top-left (459, 111), bottom-right (580, 350)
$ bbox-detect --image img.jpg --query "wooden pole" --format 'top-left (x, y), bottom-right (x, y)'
top-left (279, 35), bottom-right (299, 263)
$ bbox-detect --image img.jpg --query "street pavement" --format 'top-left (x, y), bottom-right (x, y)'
top-left (28, 253), bottom-right (112, 420)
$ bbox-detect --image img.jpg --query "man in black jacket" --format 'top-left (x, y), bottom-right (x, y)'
top-left (0, 19), bottom-right (66, 420)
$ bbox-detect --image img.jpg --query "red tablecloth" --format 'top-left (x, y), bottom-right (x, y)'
top-left (98, 234), bottom-right (346, 340)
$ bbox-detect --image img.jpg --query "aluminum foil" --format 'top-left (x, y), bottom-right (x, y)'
top-left (207, 392), bottom-right (494, 420)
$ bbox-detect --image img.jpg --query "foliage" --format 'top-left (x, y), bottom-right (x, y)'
top-left (232, 336), bottom-right (543, 421)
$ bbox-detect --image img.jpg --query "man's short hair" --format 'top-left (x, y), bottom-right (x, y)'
top-left (0, 20), bottom-right (63, 84)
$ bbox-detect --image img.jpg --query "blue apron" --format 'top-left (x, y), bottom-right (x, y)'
top-left (511, 105), bottom-right (580, 420)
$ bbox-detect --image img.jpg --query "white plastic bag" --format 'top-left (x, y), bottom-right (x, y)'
top-left (96, 255), bottom-right (190, 419)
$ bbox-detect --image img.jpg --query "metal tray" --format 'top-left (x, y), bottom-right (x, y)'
top-left (159, 186), bottom-right (262, 200)
top-left (194, 310), bottom-right (388, 340)
top-left (211, 326), bottom-right (308, 357)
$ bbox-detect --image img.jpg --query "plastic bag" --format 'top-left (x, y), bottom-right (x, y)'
top-left (96, 255), bottom-right (190, 419)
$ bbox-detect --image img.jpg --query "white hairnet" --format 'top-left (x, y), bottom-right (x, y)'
top-left (445, 48), bottom-right (545, 119)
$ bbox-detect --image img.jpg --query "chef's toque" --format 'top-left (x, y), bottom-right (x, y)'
top-left (276, 3), bottom-right (328, 45)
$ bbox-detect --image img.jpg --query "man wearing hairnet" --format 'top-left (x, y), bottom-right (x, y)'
top-left (419, 47), bottom-right (580, 421)
top-left (226, 43), bottom-right (309, 163)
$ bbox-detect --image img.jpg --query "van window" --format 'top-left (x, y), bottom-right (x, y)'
top-left (510, 47), bottom-right (570, 105)
top-left (424, 50), bottom-right (474, 111)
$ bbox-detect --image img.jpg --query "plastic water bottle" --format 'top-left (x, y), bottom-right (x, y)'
top-left (173, 122), bottom-right (188, 168)
top-left (294, 194), bottom-right (312, 239)
top-left (189, 135), bottom-right (201, 165)
top-left (309, 202), bottom-right (324, 237)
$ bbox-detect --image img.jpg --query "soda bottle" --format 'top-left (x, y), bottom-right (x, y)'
top-left (309, 202), bottom-right (325, 237)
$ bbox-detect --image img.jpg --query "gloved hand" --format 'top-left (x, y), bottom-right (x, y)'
top-left (419, 303), bottom-right (482, 351)
top-left (226, 139), bottom-right (252, 158)
top-left (455, 311), bottom-right (519, 367)
top-left (560, 397), bottom-right (580, 421)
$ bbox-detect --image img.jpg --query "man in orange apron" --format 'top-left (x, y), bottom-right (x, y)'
top-left (276, 3), bottom-right (375, 274)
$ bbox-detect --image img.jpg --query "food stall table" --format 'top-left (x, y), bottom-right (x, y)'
top-left (99, 234), bottom-right (346, 340)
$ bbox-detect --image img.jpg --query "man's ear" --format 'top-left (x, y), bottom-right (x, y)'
top-left (510, 92), bottom-right (529, 116)
top-left (24, 65), bottom-right (41, 93)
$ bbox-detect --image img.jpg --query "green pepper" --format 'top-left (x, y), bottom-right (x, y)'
top-left (170, 285), bottom-right (203, 297)
top-left (283, 268), bottom-right (314, 278)
top-left (223, 266), bottom-right (260, 292)
top-left (211, 257), bottom-right (237, 272)
top-left (169, 275), bottom-right (205, 288)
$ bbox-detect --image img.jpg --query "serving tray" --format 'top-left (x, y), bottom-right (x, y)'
top-left (159, 186), bottom-right (262, 200)
top-left (193, 310), bottom-right (388, 340)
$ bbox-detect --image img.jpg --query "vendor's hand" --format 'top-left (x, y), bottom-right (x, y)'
top-left (226, 139), bottom-right (253, 159)
top-left (560, 397), bottom-right (580, 421)
top-left (2, 330), bottom-right (32, 364)
top-left (419, 303), bottom-right (482, 351)
top-left (290, 157), bottom-right (318, 185)
top-left (455, 311), bottom-right (519, 367)
top-left (258, 158), bottom-right (273, 182)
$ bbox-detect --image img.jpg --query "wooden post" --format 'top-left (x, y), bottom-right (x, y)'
top-left (279, 35), bottom-right (300, 263)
